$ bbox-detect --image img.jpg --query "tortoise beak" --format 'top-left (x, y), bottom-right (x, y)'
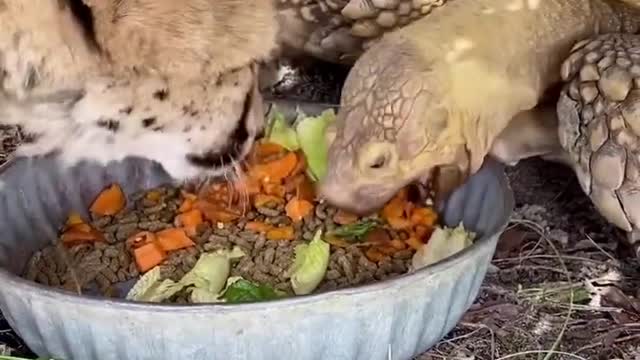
top-left (431, 164), bottom-right (469, 207)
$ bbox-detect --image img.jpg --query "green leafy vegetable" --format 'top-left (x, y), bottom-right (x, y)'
top-left (410, 223), bottom-right (475, 271)
top-left (126, 247), bottom-right (246, 303)
top-left (289, 229), bottom-right (330, 295)
top-left (181, 247), bottom-right (246, 302)
top-left (266, 107), bottom-right (300, 151)
top-left (295, 109), bottom-right (336, 182)
top-left (221, 278), bottom-right (285, 304)
top-left (125, 266), bottom-right (183, 302)
top-left (328, 218), bottom-right (381, 241)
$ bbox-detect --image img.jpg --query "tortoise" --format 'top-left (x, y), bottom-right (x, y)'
top-left (1, 0), bottom-right (640, 254)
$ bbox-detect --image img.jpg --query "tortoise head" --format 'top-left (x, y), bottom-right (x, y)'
top-left (317, 38), bottom-right (474, 215)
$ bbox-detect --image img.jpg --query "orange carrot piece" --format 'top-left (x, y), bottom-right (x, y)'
top-left (290, 151), bottom-right (307, 177)
top-left (180, 190), bottom-right (198, 201)
top-left (249, 152), bottom-right (298, 183)
top-left (65, 212), bottom-right (85, 227)
top-left (196, 201), bottom-right (241, 223)
top-left (133, 242), bottom-right (167, 273)
top-left (175, 209), bottom-right (203, 229)
top-left (61, 228), bottom-right (103, 245)
top-left (249, 141), bottom-right (286, 163)
top-left (284, 174), bottom-right (316, 202)
top-left (410, 207), bottom-right (438, 227)
top-left (67, 223), bottom-right (93, 233)
top-left (389, 239), bottom-right (407, 250)
top-left (266, 226), bottom-right (295, 241)
top-left (377, 245), bottom-right (399, 256)
top-left (414, 225), bottom-right (433, 239)
top-left (362, 228), bottom-right (391, 244)
top-left (365, 247), bottom-right (386, 263)
top-left (245, 221), bottom-right (273, 233)
top-left (126, 231), bottom-right (157, 249)
top-left (386, 216), bottom-right (413, 230)
top-left (263, 182), bottom-right (286, 198)
top-left (253, 194), bottom-right (284, 208)
top-left (178, 198), bottom-right (195, 213)
top-left (234, 177), bottom-right (262, 195)
top-left (332, 210), bottom-right (359, 225)
top-left (406, 236), bottom-right (424, 250)
top-left (285, 198), bottom-right (314, 222)
top-left (156, 228), bottom-right (196, 252)
top-left (90, 184), bottom-right (126, 216)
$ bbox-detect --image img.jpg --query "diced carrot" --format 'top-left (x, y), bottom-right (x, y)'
top-left (249, 152), bottom-right (298, 183)
top-left (234, 177), bottom-right (262, 195)
top-left (196, 201), bottom-right (242, 223)
top-left (381, 195), bottom-right (405, 221)
top-left (253, 194), bottom-right (284, 208)
top-left (65, 212), bottom-right (85, 227)
top-left (414, 225), bottom-right (433, 239)
top-left (60, 228), bottom-right (103, 245)
top-left (266, 226), bottom-right (295, 241)
top-left (67, 223), bottom-right (93, 233)
top-left (263, 182), bottom-right (286, 198)
top-left (284, 174), bottom-right (316, 202)
top-left (126, 231), bottom-right (157, 249)
top-left (332, 210), bottom-right (359, 225)
top-left (133, 242), bottom-right (167, 273)
top-left (389, 239), bottom-right (407, 250)
top-left (156, 228), bottom-right (196, 251)
top-left (180, 190), bottom-right (198, 202)
top-left (145, 190), bottom-right (163, 202)
top-left (365, 247), bottom-right (386, 263)
top-left (377, 245), bottom-right (399, 256)
top-left (410, 207), bottom-right (438, 227)
top-left (90, 184), bottom-right (126, 216)
top-left (362, 228), bottom-right (391, 244)
top-left (285, 198), bottom-right (314, 222)
top-left (406, 236), bottom-right (424, 250)
top-left (178, 198), bottom-right (195, 213)
top-left (249, 141), bottom-right (286, 163)
top-left (290, 151), bottom-right (307, 177)
top-left (244, 221), bottom-right (273, 233)
top-left (175, 209), bottom-right (203, 229)
top-left (386, 216), bottom-right (413, 230)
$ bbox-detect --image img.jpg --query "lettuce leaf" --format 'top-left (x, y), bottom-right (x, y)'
top-left (295, 109), bottom-right (336, 182)
top-left (289, 229), bottom-right (330, 295)
top-left (410, 223), bottom-right (475, 271)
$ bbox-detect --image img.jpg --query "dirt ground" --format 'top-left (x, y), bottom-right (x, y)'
top-left (1, 60), bottom-right (640, 359)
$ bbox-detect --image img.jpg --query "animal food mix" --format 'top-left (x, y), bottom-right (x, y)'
top-left (22, 109), bottom-right (475, 304)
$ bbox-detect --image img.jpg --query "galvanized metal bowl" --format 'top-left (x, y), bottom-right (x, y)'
top-left (0, 155), bottom-right (513, 360)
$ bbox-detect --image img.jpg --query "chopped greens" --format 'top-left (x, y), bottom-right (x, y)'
top-left (266, 107), bottom-right (300, 151)
top-left (289, 229), bottom-right (330, 295)
top-left (296, 109), bottom-right (336, 182)
top-left (221, 279), bottom-right (285, 304)
top-left (410, 223), bottom-right (475, 271)
top-left (328, 218), bottom-right (381, 242)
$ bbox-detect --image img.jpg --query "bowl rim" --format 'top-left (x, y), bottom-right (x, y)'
top-left (0, 156), bottom-right (514, 313)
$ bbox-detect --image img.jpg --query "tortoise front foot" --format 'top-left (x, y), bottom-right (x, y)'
top-left (275, 0), bottom-right (449, 64)
top-left (557, 33), bottom-right (640, 247)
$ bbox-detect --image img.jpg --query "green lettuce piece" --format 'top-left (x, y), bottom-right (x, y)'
top-left (328, 218), bottom-right (381, 242)
top-left (221, 278), bottom-right (286, 304)
top-left (126, 247), bottom-right (245, 303)
top-left (295, 109), bottom-right (336, 182)
top-left (266, 107), bottom-right (300, 151)
top-left (289, 229), bottom-right (330, 295)
top-left (180, 246), bottom-right (246, 295)
top-left (125, 266), bottom-right (184, 303)
top-left (410, 223), bottom-right (475, 271)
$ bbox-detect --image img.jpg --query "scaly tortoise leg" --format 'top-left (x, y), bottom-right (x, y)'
top-left (558, 33), bottom-right (640, 255)
top-left (490, 105), bottom-right (567, 166)
top-left (275, 0), bottom-right (449, 64)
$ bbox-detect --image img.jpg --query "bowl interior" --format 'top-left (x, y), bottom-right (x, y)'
top-left (0, 154), bottom-right (512, 296)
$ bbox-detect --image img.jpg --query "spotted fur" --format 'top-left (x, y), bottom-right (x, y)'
top-left (0, 0), bottom-right (278, 181)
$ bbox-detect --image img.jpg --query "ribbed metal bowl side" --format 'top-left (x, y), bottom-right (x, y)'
top-left (0, 155), bottom-right (513, 360)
